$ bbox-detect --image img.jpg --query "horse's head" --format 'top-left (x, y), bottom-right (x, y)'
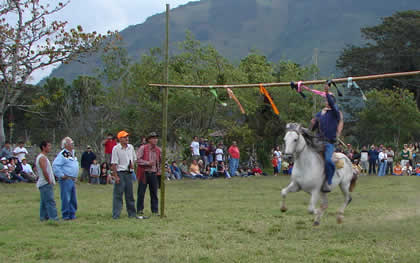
top-left (283, 123), bottom-right (307, 162)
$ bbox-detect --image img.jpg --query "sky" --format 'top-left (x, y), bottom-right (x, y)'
top-left (29, 0), bottom-right (200, 83)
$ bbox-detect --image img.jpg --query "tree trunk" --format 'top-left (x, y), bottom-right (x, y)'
top-left (0, 112), bottom-right (5, 145)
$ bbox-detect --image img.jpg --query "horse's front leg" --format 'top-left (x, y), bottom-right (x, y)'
top-left (281, 181), bottom-right (300, 212)
top-left (314, 192), bottom-right (328, 226)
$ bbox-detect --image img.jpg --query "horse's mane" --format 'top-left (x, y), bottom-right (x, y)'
top-left (286, 123), bottom-right (324, 153)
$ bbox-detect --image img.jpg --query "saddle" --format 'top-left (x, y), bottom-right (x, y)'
top-left (332, 153), bottom-right (345, 169)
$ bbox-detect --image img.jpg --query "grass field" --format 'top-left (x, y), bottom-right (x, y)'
top-left (1, 175), bottom-right (420, 262)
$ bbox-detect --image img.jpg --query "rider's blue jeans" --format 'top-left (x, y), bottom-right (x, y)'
top-left (324, 143), bottom-right (335, 185)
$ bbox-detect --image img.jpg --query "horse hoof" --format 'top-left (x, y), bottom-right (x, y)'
top-left (337, 216), bottom-right (344, 224)
top-left (313, 221), bottom-right (320, 226)
top-left (281, 207), bottom-right (287, 212)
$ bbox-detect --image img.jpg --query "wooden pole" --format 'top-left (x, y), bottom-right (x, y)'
top-left (149, 70), bottom-right (420, 89)
top-left (160, 4), bottom-right (169, 218)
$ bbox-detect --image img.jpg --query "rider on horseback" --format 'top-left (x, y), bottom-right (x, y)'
top-left (310, 82), bottom-right (344, 192)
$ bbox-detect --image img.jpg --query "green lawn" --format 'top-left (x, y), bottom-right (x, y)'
top-left (1, 176), bottom-right (420, 262)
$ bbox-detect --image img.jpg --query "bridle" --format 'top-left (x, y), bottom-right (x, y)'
top-left (284, 128), bottom-right (307, 158)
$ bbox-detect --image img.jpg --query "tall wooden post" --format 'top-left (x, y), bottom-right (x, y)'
top-left (160, 4), bottom-right (169, 218)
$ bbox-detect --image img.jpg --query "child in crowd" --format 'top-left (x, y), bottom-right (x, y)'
top-left (272, 154), bottom-right (278, 176)
top-left (393, 162), bottom-right (403, 176)
top-left (282, 160), bottom-right (289, 175)
top-left (89, 159), bottom-right (100, 184)
top-left (415, 163), bottom-right (420, 176)
top-left (100, 162), bottom-right (111, 184)
top-left (288, 162), bottom-right (294, 175)
top-left (402, 162), bottom-right (413, 176)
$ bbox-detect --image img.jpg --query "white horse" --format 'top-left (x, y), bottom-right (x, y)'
top-left (281, 123), bottom-right (357, 225)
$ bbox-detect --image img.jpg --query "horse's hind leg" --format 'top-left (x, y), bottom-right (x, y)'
top-left (337, 182), bottom-right (352, 224)
top-left (281, 181), bottom-right (300, 212)
top-left (314, 192), bottom-right (328, 226)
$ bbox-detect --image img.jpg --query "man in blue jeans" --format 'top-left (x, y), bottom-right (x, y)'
top-left (52, 137), bottom-right (79, 220)
top-left (311, 83), bottom-right (343, 192)
top-left (36, 141), bottom-right (59, 221)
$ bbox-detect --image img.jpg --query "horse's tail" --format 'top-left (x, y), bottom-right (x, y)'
top-left (349, 173), bottom-right (358, 192)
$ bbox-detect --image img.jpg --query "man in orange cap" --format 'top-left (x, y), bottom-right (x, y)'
top-left (111, 130), bottom-right (143, 219)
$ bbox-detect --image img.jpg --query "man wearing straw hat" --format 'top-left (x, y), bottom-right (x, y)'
top-left (111, 130), bottom-right (144, 219)
top-left (136, 131), bottom-right (161, 216)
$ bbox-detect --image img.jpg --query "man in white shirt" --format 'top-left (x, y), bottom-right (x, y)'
top-left (360, 146), bottom-right (369, 175)
top-left (377, 147), bottom-right (387, 177)
top-left (13, 141), bottom-right (28, 162)
top-left (21, 157), bottom-right (37, 182)
top-left (190, 136), bottom-right (200, 160)
top-left (111, 130), bottom-right (141, 219)
top-left (215, 144), bottom-right (224, 163)
top-left (274, 146), bottom-right (282, 175)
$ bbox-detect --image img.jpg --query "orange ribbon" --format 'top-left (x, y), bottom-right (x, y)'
top-left (226, 88), bottom-right (245, 114)
top-left (259, 84), bottom-right (279, 115)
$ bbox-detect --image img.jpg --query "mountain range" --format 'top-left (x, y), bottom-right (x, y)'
top-left (45, 0), bottom-right (420, 83)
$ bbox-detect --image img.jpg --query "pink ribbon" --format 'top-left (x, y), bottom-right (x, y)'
top-left (297, 81), bottom-right (327, 97)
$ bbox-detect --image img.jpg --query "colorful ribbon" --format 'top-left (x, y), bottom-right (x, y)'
top-left (209, 87), bottom-right (227, 106)
top-left (297, 81), bottom-right (327, 97)
top-left (226, 87), bottom-right (245, 114)
top-left (347, 77), bottom-right (367, 101)
top-left (259, 84), bottom-right (279, 115)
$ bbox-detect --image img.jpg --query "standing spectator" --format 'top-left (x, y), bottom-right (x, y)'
top-left (52, 137), bottom-right (79, 220)
top-left (99, 162), bottom-right (111, 185)
top-left (360, 146), bottom-right (369, 176)
top-left (386, 147), bottom-right (394, 175)
top-left (393, 162), bottom-right (403, 176)
top-left (102, 133), bottom-right (117, 164)
top-left (21, 158), bottom-right (37, 183)
top-left (136, 132), bottom-right (161, 216)
top-left (215, 144), bottom-right (224, 163)
top-left (273, 146), bottom-right (282, 176)
top-left (111, 130), bottom-right (140, 219)
top-left (0, 141), bottom-right (13, 159)
top-left (190, 136), bottom-right (200, 160)
top-left (89, 159), bottom-right (100, 184)
top-left (80, 145), bottom-right (96, 183)
top-left (199, 138), bottom-right (209, 166)
top-left (13, 141), bottom-right (28, 162)
top-left (400, 144), bottom-right (410, 167)
top-left (377, 148), bottom-right (387, 176)
top-left (272, 154), bottom-right (279, 176)
top-left (207, 141), bottom-right (215, 164)
top-left (36, 141), bottom-right (58, 221)
top-left (228, 141), bottom-right (240, 177)
top-left (368, 145), bottom-right (378, 175)
top-left (408, 143), bottom-right (415, 167)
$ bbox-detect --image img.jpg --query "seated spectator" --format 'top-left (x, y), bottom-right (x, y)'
top-left (402, 162), bottom-right (413, 176)
top-left (415, 163), bottom-right (420, 176)
top-left (179, 159), bottom-right (190, 178)
top-left (164, 163), bottom-right (174, 180)
top-left (99, 162), bottom-right (112, 184)
top-left (216, 161), bottom-right (231, 178)
top-left (197, 159), bottom-right (205, 175)
top-left (170, 161), bottom-right (182, 180)
top-left (89, 159), bottom-right (100, 184)
top-left (209, 162), bottom-right (217, 177)
top-left (237, 167), bottom-right (248, 177)
top-left (251, 165), bottom-right (266, 176)
top-left (0, 157), bottom-right (13, 183)
top-left (21, 158), bottom-right (37, 183)
top-left (393, 162), bottom-right (403, 176)
top-left (189, 159), bottom-right (206, 179)
top-left (7, 157), bottom-right (27, 182)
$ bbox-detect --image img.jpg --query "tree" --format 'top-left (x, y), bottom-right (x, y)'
top-left (337, 10), bottom-right (420, 109)
top-left (355, 88), bottom-right (420, 147)
top-left (0, 0), bottom-right (115, 144)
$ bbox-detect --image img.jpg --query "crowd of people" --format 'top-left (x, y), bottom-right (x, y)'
top-left (341, 143), bottom-right (420, 176)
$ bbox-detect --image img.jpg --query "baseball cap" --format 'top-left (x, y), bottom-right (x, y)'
top-left (117, 130), bottom-right (129, 139)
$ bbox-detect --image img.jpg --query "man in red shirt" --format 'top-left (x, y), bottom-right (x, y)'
top-left (228, 141), bottom-right (240, 177)
top-left (102, 133), bottom-right (117, 164)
